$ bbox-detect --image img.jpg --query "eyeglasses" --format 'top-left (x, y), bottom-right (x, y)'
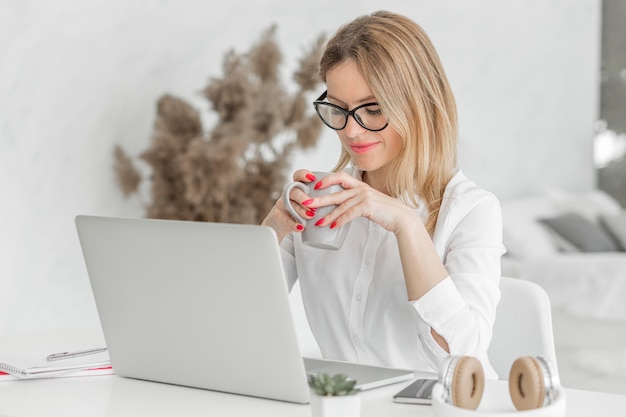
top-left (313, 91), bottom-right (388, 132)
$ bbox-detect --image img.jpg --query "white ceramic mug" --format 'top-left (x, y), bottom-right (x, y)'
top-left (283, 172), bottom-right (350, 250)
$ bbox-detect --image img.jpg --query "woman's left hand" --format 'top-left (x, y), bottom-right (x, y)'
top-left (307, 172), bottom-right (418, 234)
top-left (317, 173), bottom-right (448, 309)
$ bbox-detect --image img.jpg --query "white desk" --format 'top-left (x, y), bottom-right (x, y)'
top-left (1, 374), bottom-right (625, 417)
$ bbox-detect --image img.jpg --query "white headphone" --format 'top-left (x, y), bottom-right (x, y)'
top-left (433, 355), bottom-right (565, 416)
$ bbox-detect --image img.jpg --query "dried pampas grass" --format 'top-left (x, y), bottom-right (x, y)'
top-left (114, 25), bottom-right (326, 224)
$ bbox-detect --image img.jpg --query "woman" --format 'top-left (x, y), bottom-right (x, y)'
top-left (262, 10), bottom-right (505, 377)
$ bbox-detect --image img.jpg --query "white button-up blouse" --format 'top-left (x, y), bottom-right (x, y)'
top-left (279, 168), bottom-right (505, 378)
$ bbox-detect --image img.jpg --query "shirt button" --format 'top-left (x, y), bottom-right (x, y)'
top-left (365, 256), bottom-right (373, 266)
top-left (356, 293), bottom-right (362, 302)
top-left (352, 335), bottom-right (359, 343)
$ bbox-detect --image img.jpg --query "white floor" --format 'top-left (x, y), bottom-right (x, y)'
top-left (552, 312), bottom-right (626, 395)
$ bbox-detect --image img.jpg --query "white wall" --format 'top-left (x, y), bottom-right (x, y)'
top-left (0, 0), bottom-right (600, 336)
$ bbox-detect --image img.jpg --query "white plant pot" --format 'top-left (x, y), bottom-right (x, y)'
top-left (310, 394), bottom-right (361, 417)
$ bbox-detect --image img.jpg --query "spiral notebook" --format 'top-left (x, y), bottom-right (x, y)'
top-left (0, 327), bottom-right (113, 380)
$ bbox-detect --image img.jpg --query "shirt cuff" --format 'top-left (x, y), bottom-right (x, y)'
top-left (412, 276), bottom-right (467, 329)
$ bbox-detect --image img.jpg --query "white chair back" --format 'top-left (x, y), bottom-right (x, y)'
top-left (488, 277), bottom-right (558, 380)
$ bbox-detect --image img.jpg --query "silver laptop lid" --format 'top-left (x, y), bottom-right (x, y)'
top-left (76, 215), bottom-right (310, 403)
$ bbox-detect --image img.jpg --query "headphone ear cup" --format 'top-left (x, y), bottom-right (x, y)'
top-left (450, 356), bottom-right (485, 410)
top-left (509, 356), bottom-right (545, 410)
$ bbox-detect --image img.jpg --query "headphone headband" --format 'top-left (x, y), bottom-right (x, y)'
top-left (534, 356), bottom-right (560, 407)
top-left (440, 355), bottom-right (461, 405)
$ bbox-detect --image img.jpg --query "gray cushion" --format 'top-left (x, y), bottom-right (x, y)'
top-left (543, 228), bottom-right (581, 253)
top-left (600, 213), bottom-right (626, 251)
top-left (539, 212), bottom-right (619, 252)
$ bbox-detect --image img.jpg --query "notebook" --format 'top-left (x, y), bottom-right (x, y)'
top-left (75, 215), bottom-right (414, 403)
top-left (0, 327), bottom-right (113, 380)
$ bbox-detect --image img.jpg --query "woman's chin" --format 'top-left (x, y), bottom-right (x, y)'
top-left (352, 160), bottom-right (383, 173)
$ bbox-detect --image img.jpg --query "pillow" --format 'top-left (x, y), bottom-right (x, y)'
top-left (543, 188), bottom-right (623, 222)
top-left (600, 213), bottom-right (626, 251)
top-left (539, 212), bottom-right (620, 252)
top-left (501, 196), bottom-right (559, 258)
top-left (542, 228), bottom-right (581, 253)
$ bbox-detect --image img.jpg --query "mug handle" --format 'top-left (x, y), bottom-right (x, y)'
top-left (283, 182), bottom-right (309, 224)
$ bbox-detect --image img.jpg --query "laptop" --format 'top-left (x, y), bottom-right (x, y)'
top-left (75, 215), bottom-right (414, 404)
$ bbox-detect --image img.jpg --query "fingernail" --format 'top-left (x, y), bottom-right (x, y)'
top-left (315, 218), bottom-right (325, 227)
top-left (330, 221), bottom-right (337, 229)
top-left (314, 181), bottom-right (322, 190)
top-left (306, 210), bottom-right (315, 217)
top-left (296, 224), bottom-right (304, 231)
top-left (302, 199), bottom-right (313, 206)
top-left (306, 173), bottom-right (316, 181)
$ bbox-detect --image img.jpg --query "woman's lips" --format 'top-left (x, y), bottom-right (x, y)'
top-left (349, 142), bottom-right (379, 154)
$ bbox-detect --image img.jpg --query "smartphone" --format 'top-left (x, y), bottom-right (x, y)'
top-left (392, 378), bottom-right (437, 404)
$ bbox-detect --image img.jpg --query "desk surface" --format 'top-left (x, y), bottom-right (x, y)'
top-left (1, 375), bottom-right (625, 417)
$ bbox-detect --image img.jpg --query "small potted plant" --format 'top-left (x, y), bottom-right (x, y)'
top-left (308, 373), bottom-right (361, 417)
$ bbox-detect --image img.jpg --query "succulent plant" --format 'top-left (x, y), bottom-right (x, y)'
top-left (308, 373), bottom-right (360, 396)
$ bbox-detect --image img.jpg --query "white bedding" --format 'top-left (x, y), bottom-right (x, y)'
top-left (511, 253), bottom-right (626, 321)
top-left (500, 189), bottom-right (626, 393)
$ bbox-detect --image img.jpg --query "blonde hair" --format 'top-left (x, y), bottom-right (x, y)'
top-left (319, 10), bottom-right (458, 233)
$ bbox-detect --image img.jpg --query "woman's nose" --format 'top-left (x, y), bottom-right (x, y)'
top-left (343, 114), bottom-right (367, 137)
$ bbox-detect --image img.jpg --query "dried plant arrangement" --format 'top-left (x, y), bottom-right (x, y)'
top-left (114, 26), bottom-right (325, 224)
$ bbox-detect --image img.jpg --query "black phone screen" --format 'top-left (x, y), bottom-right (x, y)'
top-left (392, 378), bottom-right (437, 404)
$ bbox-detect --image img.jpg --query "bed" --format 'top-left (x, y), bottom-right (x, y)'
top-left (500, 187), bottom-right (626, 393)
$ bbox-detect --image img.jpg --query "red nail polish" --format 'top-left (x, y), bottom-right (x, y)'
top-left (314, 181), bottom-right (322, 190)
top-left (306, 173), bottom-right (316, 181)
top-left (302, 199), bottom-right (313, 206)
top-left (306, 210), bottom-right (315, 217)
top-left (296, 224), bottom-right (304, 231)
top-left (330, 221), bottom-right (337, 229)
top-left (315, 218), bottom-right (324, 227)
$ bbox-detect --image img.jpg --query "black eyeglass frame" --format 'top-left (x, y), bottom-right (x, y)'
top-left (313, 91), bottom-right (389, 132)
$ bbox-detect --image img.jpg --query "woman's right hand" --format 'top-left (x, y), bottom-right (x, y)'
top-left (261, 170), bottom-right (317, 243)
